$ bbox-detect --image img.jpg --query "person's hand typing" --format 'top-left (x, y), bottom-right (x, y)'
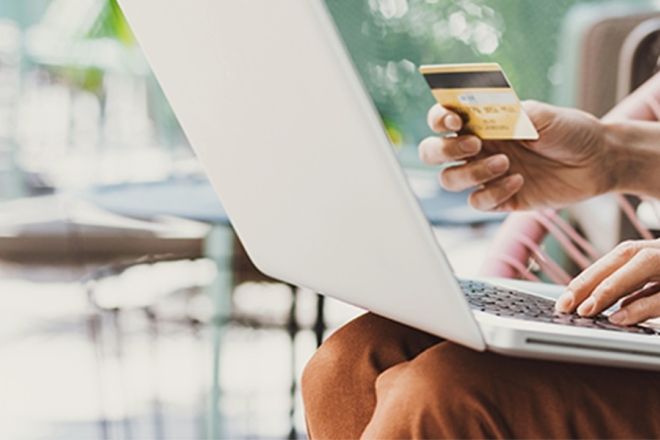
top-left (418, 101), bottom-right (619, 211)
top-left (555, 239), bottom-right (660, 325)
top-left (420, 99), bottom-right (660, 325)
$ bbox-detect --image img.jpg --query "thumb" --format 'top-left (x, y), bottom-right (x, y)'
top-left (521, 100), bottom-right (557, 147)
top-left (522, 99), bottom-right (554, 125)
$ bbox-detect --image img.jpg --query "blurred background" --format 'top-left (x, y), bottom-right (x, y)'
top-left (0, 0), bottom-right (659, 439)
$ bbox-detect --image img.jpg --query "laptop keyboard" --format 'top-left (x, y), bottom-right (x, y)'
top-left (459, 279), bottom-right (658, 336)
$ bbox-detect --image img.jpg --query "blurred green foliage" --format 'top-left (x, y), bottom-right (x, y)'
top-left (86, 0), bottom-right (135, 45)
top-left (324, 0), bottom-right (607, 145)
top-left (43, 0), bottom-right (135, 95)
top-left (45, 0), bottom-right (658, 150)
top-left (53, 65), bottom-right (104, 93)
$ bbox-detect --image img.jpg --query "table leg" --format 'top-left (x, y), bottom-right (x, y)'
top-left (205, 225), bottom-right (234, 440)
top-left (313, 294), bottom-right (326, 348)
top-left (286, 284), bottom-right (299, 439)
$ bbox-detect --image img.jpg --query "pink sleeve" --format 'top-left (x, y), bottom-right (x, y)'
top-left (605, 71), bottom-right (660, 121)
top-left (479, 212), bottom-right (546, 279)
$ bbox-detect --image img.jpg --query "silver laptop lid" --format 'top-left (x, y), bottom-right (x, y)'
top-left (118, 0), bottom-right (485, 349)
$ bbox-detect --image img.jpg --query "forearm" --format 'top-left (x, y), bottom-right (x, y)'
top-left (603, 72), bottom-right (660, 122)
top-left (604, 119), bottom-right (660, 198)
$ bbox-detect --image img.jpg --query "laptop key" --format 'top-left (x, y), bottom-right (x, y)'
top-left (459, 279), bottom-right (658, 336)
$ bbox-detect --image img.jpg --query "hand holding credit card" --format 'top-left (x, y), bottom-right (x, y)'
top-left (419, 63), bottom-right (539, 140)
top-left (417, 64), bottom-right (616, 212)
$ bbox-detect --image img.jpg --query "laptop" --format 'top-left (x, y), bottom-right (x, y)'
top-left (118, 0), bottom-right (660, 369)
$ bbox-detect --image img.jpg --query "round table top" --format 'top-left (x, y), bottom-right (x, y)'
top-left (82, 177), bottom-right (505, 226)
top-left (82, 177), bottom-right (230, 224)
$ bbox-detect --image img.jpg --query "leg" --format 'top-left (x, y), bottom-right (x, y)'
top-left (302, 312), bottom-right (441, 439)
top-left (363, 342), bottom-right (660, 439)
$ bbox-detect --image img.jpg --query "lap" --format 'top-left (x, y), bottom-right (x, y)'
top-left (370, 340), bottom-right (660, 438)
top-left (305, 312), bottom-right (660, 438)
top-left (302, 312), bottom-right (440, 439)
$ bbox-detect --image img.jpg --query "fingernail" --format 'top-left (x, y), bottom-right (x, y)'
top-left (459, 138), bottom-right (480, 154)
top-left (487, 155), bottom-right (508, 174)
top-left (577, 297), bottom-right (595, 316)
top-left (609, 310), bottom-right (627, 325)
top-left (445, 114), bottom-right (462, 131)
top-left (555, 291), bottom-right (573, 312)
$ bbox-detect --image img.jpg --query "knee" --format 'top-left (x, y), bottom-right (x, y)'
top-left (302, 313), bottom-right (438, 438)
top-left (374, 347), bottom-right (478, 412)
top-left (371, 344), bottom-right (502, 438)
top-left (384, 342), bottom-right (492, 392)
top-left (301, 313), bottom-right (393, 399)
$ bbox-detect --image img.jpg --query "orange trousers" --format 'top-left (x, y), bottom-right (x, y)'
top-left (302, 313), bottom-right (660, 439)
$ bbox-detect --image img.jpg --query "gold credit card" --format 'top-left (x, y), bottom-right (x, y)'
top-left (419, 63), bottom-right (539, 140)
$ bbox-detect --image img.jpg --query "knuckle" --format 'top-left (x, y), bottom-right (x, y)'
top-left (627, 298), bottom-right (649, 317)
top-left (594, 280), bottom-right (614, 301)
top-left (498, 199), bottom-right (518, 211)
top-left (567, 280), bottom-right (581, 294)
top-left (616, 240), bottom-right (639, 258)
top-left (492, 201), bottom-right (510, 212)
top-left (418, 143), bottom-right (431, 163)
top-left (568, 271), bottom-right (587, 289)
top-left (469, 188), bottom-right (494, 211)
top-left (568, 276), bottom-right (586, 292)
top-left (637, 248), bottom-right (657, 265)
top-left (456, 136), bottom-right (481, 156)
top-left (467, 192), bottom-right (480, 209)
top-left (650, 249), bottom-right (660, 263)
top-left (418, 137), bottom-right (440, 164)
top-left (447, 140), bottom-right (467, 160)
top-left (440, 170), bottom-right (470, 192)
top-left (427, 105), bottom-right (445, 130)
top-left (472, 163), bottom-right (492, 183)
top-left (439, 165), bottom-right (476, 192)
top-left (490, 182), bottom-right (510, 206)
top-left (439, 169), bottom-right (457, 191)
top-left (426, 106), bottom-right (437, 125)
top-left (626, 293), bottom-right (660, 322)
